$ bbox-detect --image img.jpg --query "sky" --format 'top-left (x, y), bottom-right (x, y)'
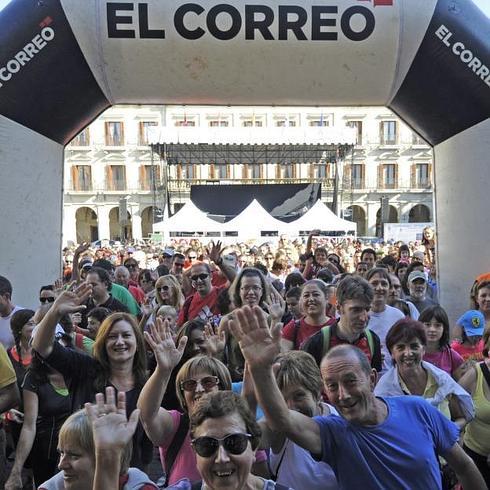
top-left (0, 0), bottom-right (489, 15)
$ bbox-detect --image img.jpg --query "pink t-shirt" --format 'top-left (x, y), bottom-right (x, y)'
top-left (450, 340), bottom-right (485, 362)
top-left (159, 411), bottom-right (200, 485)
top-left (423, 346), bottom-right (464, 376)
top-left (282, 317), bottom-right (334, 349)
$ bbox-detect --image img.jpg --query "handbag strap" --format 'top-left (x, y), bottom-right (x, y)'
top-left (479, 361), bottom-right (490, 388)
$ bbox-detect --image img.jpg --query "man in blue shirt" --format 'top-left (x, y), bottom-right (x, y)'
top-left (228, 305), bottom-right (486, 490)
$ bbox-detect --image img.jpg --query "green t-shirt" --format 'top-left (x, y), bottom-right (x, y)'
top-left (110, 283), bottom-right (141, 316)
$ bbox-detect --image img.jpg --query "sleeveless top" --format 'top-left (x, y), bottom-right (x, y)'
top-left (464, 363), bottom-right (490, 456)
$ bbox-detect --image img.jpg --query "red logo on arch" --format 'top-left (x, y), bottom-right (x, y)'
top-left (358, 0), bottom-right (394, 6)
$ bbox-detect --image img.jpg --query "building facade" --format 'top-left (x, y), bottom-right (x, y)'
top-left (63, 105), bottom-right (433, 244)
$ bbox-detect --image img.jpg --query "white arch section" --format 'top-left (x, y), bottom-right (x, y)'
top-left (1, 0), bottom-right (489, 321)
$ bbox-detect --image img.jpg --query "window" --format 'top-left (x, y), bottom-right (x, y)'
top-left (71, 128), bottom-right (90, 146)
top-left (316, 164), bottom-right (328, 179)
top-left (139, 165), bottom-right (160, 190)
top-left (412, 132), bottom-right (426, 145)
top-left (139, 121), bottom-right (158, 145)
top-left (184, 164), bottom-right (195, 179)
top-left (251, 163), bottom-right (261, 179)
top-left (309, 119), bottom-right (329, 127)
top-left (275, 119), bottom-right (297, 127)
top-left (415, 163), bottom-right (430, 187)
top-left (346, 121), bottom-right (363, 145)
top-left (209, 120), bottom-right (229, 127)
top-left (351, 164), bottom-right (364, 189)
top-left (379, 164), bottom-right (397, 189)
top-left (105, 122), bottom-right (124, 146)
top-left (242, 119), bottom-right (263, 127)
top-left (282, 164), bottom-right (296, 179)
top-left (216, 164), bottom-right (228, 179)
top-left (71, 165), bottom-right (92, 191)
top-left (106, 165), bottom-right (126, 191)
top-left (175, 119), bottom-right (196, 127)
top-left (380, 121), bottom-right (397, 145)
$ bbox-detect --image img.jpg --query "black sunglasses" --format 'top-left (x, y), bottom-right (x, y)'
top-left (191, 273), bottom-right (209, 282)
top-left (126, 264), bottom-right (138, 269)
top-left (157, 285), bottom-right (170, 292)
top-left (180, 375), bottom-right (219, 392)
top-left (40, 297), bottom-right (55, 304)
top-left (192, 433), bottom-right (252, 458)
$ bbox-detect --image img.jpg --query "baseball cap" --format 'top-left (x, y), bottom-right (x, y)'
top-left (162, 248), bottom-right (175, 257)
top-left (79, 258), bottom-right (93, 270)
top-left (412, 251), bottom-right (425, 262)
top-left (408, 271), bottom-right (426, 283)
top-left (457, 310), bottom-right (485, 337)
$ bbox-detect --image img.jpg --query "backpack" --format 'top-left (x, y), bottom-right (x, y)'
top-left (164, 413), bottom-right (190, 486)
top-left (321, 325), bottom-right (375, 358)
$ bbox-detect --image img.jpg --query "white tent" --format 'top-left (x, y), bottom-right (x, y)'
top-left (287, 200), bottom-right (357, 235)
top-left (221, 199), bottom-right (290, 238)
top-left (152, 200), bottom-right (222, 236)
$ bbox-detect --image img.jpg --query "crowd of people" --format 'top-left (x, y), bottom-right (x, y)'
top-left (1, 226), bottom-right (490, 489)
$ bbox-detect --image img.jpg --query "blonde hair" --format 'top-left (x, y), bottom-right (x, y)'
top-left (175, 355), bottom-right (232, 412)
top-left (58, 409), bottom-right (132, 475)
top-left (156, 305), bottom-right (178, 319)
top-left (155, 275), bottom-right (184, 309)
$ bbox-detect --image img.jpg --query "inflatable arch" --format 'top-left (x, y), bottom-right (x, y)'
top-left (0, 0), bottom-right (489, 319)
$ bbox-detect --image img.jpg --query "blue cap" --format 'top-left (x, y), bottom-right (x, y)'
top-left (457, 310), bottom-right (485, 336)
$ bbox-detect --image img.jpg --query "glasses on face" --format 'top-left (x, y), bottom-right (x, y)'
top-left (180, 375), bottom-right (219, 392)
top-left (157, 285), bottom-right (170, 292)
top-left (240, 285), bottom-right (262, 293)
top-left (126, 264), bottom-right (138, 269)
top-left (192, 433), bottom-right (252, 458)
top-left (188, 256), bottom-right (197, 260)
top-left (174, 262), bottom-right (185, 268)
top-left (191, 273), bottom-right (209, 282)
top-left (40, 297), bottom-right (55, 304)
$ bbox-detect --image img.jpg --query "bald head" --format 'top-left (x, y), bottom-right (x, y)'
top-left (321, 344), bottom-right (372, 376)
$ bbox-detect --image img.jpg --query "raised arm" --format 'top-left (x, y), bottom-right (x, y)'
top-left (86, 388), bottom-right (141, 490)
top-left (31, 283), bottom-right (91, 358)
top-left (207, 240), bottom-right (237, 283)
top-left (137, 318), bottom-right (187, 446)
top-left (228, 306), bottom-right (322, 455)
top-left (5, 390), bottom-right (38, 490)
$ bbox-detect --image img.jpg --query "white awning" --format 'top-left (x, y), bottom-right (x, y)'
top-left (148, 126), bottom-right (356, 145)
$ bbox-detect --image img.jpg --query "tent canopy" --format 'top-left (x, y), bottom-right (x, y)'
top-left (286, 200), bottom-right (357, 234)
top-left (152, 200), bottom-right (221, 233)
top-left (221, 199), bottom-right (290, 236)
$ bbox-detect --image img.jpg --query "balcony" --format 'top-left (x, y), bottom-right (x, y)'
top-left (167, 177), bottom-right (336, 192)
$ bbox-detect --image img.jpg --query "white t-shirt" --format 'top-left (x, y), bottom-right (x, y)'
top-left (0, 305), bottom-right (24, 349)
top-left (368, 305), bottom-right (405, 374)
top-left (270, 403), bottom-right (339, 490)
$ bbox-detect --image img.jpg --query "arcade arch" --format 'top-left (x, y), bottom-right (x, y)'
top-left (409, 204), bottom-right (431, 223)
top-left (345, 205), bottom-right (366, 236)
top-left (109, 207), bottom-right (132, 241)
top-left (141, 206), bottom-right (156, 238)
top-left (375, 205), bottom-right (398, 238)
top-left (75, 206), bottom-right (98, 243)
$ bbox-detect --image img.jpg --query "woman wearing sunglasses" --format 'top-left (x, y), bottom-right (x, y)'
top-left (167, 391), bottom-right (291, 490)
top-left (138, 320), bottom-right (232, 486)
top-left (141, 275), bottom-right (185, 332)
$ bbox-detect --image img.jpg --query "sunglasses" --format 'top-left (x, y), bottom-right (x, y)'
top-left (126, 264), bottom-right (138, 269)
top-left (40, 297), bottom-right (55, 303)
top-left (192, 433), bottom-right (252, 458)
top-left (188, 256), bottom-right (197, 260)
top-left (191, 273), bottom-right (209, 282)
top-left (157, 285), bottom-right (170, 292)
top-left (180, 375), bottom-right (219, 392)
